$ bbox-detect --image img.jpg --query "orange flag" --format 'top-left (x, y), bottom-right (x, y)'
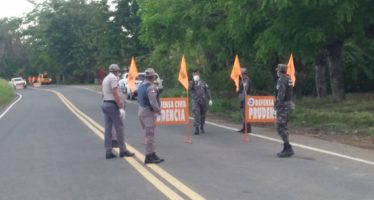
top-left (230, 55), bottom-right (242, 92)
top-left (128, 57), bottom-right (139, 93)
top-left (287, 53), bottom-right (296, 87)
top-left (178, 54), bottom-right (189, 91)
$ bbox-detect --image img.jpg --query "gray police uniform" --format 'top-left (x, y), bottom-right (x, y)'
top-left (275, 73), bottom-right (293, 143)
top-left (238, 74), bottom-right (252, 132)
top-left (137, 80), bottom-right (160, 155)
top-left (189, 80), bottom-right (211, 131)
top-left (101, 73), bottom-right (127, 153)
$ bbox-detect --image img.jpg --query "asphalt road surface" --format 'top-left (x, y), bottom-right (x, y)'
top-left (0, 85), bottom-right (373, 200)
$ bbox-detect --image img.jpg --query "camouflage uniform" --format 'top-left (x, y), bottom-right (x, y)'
top-left (275, 64), bottom-right (294, 157)
top-left (138, 68), bottom-right (164, 164)
top-left (275, 73), bottom-right (293, 143)
top-left (189, 79), bottom-right (211, 134)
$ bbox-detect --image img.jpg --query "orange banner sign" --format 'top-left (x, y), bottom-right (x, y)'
top-left (156, 97), bottom-right (189, 125)
top-left (245, 96), bottom-right (276, 123)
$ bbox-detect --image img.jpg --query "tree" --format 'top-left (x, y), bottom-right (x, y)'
top-left (0, 18), bottom-right (30, 79)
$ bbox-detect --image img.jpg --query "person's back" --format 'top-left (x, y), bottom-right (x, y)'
top-left (137, 68), bottom-right (163, 164)
top-left (101, 64), bottom-right (134, 159)
top-left (102, 73), bottom-right (117, 100)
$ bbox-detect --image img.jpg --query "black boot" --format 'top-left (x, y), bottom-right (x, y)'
top-left (105, 152), bottom-right (116, 159)
top-left (153, 153), bottom-right (164, 163)
top-left (144, 153), bottom-right (162, 164)
top-left (200, 125), bottom-right (205, 134)
top-left (246, 123), bottom-right (252, 133)
top-left (277, 143), bottom-right (294, 158)
top-left (194, 127), bottom-right (200, 135)
top-left (237, 122), bottom-right (245, 133)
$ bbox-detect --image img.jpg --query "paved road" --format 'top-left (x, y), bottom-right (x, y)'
top-left (0, 85), bottom-right (373, 200)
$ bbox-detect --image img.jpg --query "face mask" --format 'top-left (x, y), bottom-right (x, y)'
top-left (193, 75), bottom-right (200, 81)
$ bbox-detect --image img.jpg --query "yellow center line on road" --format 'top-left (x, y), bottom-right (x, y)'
top-left (42, 88), bottom-right (206, 200)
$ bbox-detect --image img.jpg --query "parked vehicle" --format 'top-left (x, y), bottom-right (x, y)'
top-left (10, 77), bottom-right (27, 89)
top-left (121, 72), bottom-right (163, 99)
top-left (38, 72), bottom-right (52, 84)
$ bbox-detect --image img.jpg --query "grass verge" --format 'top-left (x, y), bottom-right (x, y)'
top-left (291, 93), bottom-right (374, 136)
top-left (162, 88), bottom-right (374, 136)
top-left (0, 78), bottom-right (15, 109)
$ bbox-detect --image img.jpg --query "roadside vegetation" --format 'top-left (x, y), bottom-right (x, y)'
top-left (0, 78), bottom-right (15, 108)
top-left (1, 1), bottom-right (373, 145)
top-left (162, 88), bottom-right (374, 136)
top-left (292, 93), bottom-right (374, 136)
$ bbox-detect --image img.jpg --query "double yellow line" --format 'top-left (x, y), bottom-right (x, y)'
top-left (43, 89), bottom-right (205, 200)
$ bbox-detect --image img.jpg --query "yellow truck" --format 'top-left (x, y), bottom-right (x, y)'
top-left (38, 73), bottom-right (52, 84)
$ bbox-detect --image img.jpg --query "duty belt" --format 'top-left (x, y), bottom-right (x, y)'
top-left (103, 100), bottom-right (116, 103)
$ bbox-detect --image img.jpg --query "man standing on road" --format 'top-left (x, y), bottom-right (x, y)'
top-left (189, 70), bottom-right (213, 135)
top-left (237, 68), bottom-right (252, 133)
top-left (274, 64), bottom-right (294, 158)
top-left (101, 64), bottom-right (134, 159)
top-left (138, 68), bottom-right (164, 164)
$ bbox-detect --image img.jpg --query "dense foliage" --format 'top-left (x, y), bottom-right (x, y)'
top-left (0, 0), bottom-right (373, 101)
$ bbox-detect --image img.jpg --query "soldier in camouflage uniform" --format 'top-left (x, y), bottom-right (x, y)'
top-left (274, 64), bottom-right (294, 158)
top-left (189, 70), bottom-right (213, 135)
top-left (138, 68), bottom-right (164, 164)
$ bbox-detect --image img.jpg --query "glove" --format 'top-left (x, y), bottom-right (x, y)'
top-left (119, 108), bottom-right (126, 120)
top-left (209, 100), bottom-right (213, 106)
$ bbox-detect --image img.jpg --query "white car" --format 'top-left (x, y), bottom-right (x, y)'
top-left (121, 72), bottom-right (163, 99)
top-left (10, 77), bottom-right (27, 89)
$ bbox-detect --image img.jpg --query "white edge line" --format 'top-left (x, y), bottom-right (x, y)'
top-left (0, 93), bottom-right (22, 120)
top-left (204, 120), bottom-right (374, 166)
top-left (79, 86), bottom-right (374, 166)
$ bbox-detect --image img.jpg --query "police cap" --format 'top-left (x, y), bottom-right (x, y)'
top-left (109, 64), bottom-right (120, 72)
top-left (276, 64), bottom-right (288, 71)
top-left (145, 68), bottom-right (156, 77)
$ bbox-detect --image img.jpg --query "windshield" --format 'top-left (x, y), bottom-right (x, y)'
top-left (136, 74), bottom-right (146, 81)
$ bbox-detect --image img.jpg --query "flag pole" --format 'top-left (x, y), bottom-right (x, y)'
top-left (186, 90), bottom-right (192, 144)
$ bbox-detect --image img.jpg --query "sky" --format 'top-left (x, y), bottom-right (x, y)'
top-left (0, 0), bottom-right (35, 18)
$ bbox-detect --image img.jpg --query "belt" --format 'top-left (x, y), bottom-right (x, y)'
top-left (103, 100), bottom-right (116, 103)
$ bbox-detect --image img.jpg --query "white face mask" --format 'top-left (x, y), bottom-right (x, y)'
top-left (193, 75), bottom-right (200, 81)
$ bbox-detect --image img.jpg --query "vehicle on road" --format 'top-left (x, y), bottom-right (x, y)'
top-left (121, 72), bottom-right (163, 100)
top-left (10, 77), bottom-right (27, 89)
top-left (38, 72), bottom-right (52, 84)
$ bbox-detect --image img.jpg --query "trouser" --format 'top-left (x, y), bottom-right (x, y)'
top-left (192, 102), bottom-right (207, 128)
top-left (240, 106), bottom-right (252, 132)
top-left (139, 115), bottom-right (156, 155)
top-left (101, 102), bottom-right (126, 153)
top-left (276, 107), bottom-right (290, 143)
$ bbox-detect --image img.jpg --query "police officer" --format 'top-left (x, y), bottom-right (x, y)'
top-left (237, 68), bottom-right (252, 133)
top-left (274, 64), bottom-right (294, 157)
top-left (138, 68), bottom-right (164, 164)
top-left (101, 64), bottom-right (134, 159)
top-left (189, 70), bottom-right (212, 135)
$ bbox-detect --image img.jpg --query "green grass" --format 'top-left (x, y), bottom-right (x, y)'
top-left (162, 88), bottom-right (374, 136)
top-left (291, 94), bottom-right (374, 136)
top-left (0, 78), bottom-right (15, 109)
